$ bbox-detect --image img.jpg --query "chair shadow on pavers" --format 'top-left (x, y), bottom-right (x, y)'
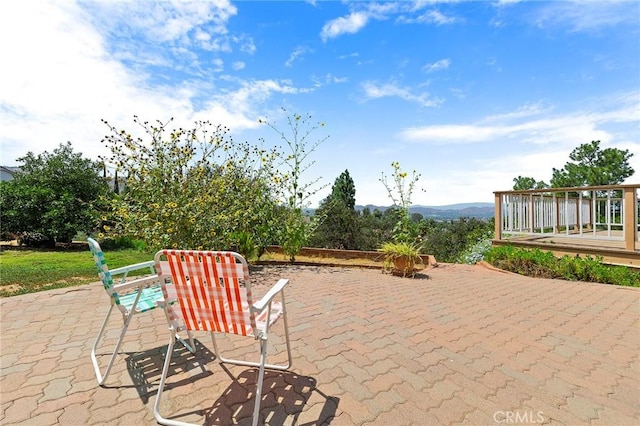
top-left (125, 340), bottom-right (340, 425)
top-left (200, 368), bottom-right (339, 426)
top-left (125, 339), bottom-right (217, 404)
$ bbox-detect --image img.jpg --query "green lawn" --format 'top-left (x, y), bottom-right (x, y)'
top-left (0, 248), bottom-right (155, 297)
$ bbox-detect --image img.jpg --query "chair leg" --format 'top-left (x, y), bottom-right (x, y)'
top-left (91, 304), bottom-right (135, 386)
top-left (158, 300), bottom-right (196, 354)
top-left (186, 330), bottom-right (195, 352)
top-left (154, 332), bottom-right (196, 426)
top-left (176, 329), bottom-right (196, 354)
top-left (210, 331), bottom-right (221, 359)
top-left (280, 299), bottom-right (293, 369)
top-left (252, 336), bottom-right (268, 426)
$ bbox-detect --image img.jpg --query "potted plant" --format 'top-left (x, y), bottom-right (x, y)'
top-left (378, 241), bottom-right (423, 277)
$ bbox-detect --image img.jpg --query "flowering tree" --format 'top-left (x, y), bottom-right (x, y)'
top-left (100, 116), bottom-right (283, 255)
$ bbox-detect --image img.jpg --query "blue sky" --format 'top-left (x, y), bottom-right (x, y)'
top-left (1, 0), bottom-right (639, 207)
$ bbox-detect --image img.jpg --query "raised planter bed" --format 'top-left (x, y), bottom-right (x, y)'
top-left (259, 246), bottom-right (436, 270)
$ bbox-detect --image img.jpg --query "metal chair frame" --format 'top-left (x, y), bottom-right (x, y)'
top-left (153, 250), bottom-right (292, 426)
top-left (88, 238), bottom-right (194, 385)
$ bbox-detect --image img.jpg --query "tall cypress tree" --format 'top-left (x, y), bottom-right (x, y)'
top-left (331, 169), bottom-right (356, 210)
top-left (310, 169), bottom-right (360, 249)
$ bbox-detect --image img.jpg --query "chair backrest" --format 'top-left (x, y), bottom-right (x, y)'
top-left (154, 250), bottom-right (257, 337)
top-left (87, 237), bottom-right (121, 305)
top-left (88, 237), bottom-right (116, 292)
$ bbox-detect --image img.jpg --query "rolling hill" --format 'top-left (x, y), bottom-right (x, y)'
top-left (356, 202), bottom-right (494, 220)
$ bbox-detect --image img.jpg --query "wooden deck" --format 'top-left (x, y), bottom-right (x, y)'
top-left (493, 231), bottom-right (640, 268)
top-left (494, 184), bottom-right (639, 269)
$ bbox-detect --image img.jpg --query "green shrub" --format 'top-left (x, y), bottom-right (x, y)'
top-left (17, 232), bottom-right (56, 248)
top-left (98, 236), bottom-right (147, 251)
top-left (419, 217), bottom-right (494, 263)
top-left (485, 246), bottom-right (640, 287)
top-left (0, 143), bottom-right (109, 243)
top-left (458, 233), bottom-right (493, 264)
top-left (230, 231), bottom-right (258, 261)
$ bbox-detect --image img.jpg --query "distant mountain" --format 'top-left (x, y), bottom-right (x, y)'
top-left (417, 202), bottom-right (494, 211)
top-left (355, 202), bottom-right (494, 220)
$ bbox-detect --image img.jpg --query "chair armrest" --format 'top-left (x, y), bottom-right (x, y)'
top-left (253, 279), bottom-right (289, 312)
top-left (109, 260), bottom-right (155, 276)
top-left (112, 274), bottom-right (160, 293)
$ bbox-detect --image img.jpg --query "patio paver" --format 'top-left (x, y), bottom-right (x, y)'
top-left (1, 263), bottom-right (638, 425)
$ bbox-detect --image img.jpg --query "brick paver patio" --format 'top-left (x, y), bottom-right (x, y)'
top-left (1, 263), bottom-right (638, 425)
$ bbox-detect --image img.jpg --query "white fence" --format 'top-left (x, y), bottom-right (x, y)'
top-left (499, 189), bottom-right (635, 241)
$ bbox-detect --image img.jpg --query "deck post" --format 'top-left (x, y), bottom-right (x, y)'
top-left (528, 194), bottom-right (534, 233)
top-left (575, 195), bottom-right (580, 233)
top-left (623, 187), bottom-right (637, 251)
top-left (494, 192), bottom-right (502, 240)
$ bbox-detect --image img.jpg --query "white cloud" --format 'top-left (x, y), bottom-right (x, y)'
top-left (399, 95), bottom-right (638, 149)
top-left (486, 57), bottom-right (502, 72)
top-left (357, 167), bottom-right (512, 206)
top-left (77, 0), bottom-right (245, 77)
top-left (311, 74), bottom-right (349, 87)
top-left (232, 61), bottom-right (246, 71)
top-left (422, 58), bottom-right (451, 73)
top-left (400, 117), bottom-right (612, 146)
top-left (85, 0), bottom-right (237, 43)
top-left (419, 9), bottom-right (458, 25)
top-left (215, 79), bottom-right (313, 114)
top-left (0, 1), bottom-right (306, 165)
top-left (194, 29), bottom-right (212, 42)
top-left (483, 100), bottom-right (549, 122)
top-left (531, 1), bottom-right (639, 33)
top-left (450, 88), bottom-right (467, 99)
top-left (211, 58), bottom-right (225, 72)
top-left (402, 110), bottom-right (640, 205)
top-left (496, 0), bottom-right (523, 6)
top-left (285, 46), bottom-right (312, 68)
top-left (321, 12), bottom-right (369, 41)
top-left (401, 124), bottom-right (508, 143)
top-left (236, 36), bottom-right (257, 55)
top-left (490, 1), bottom-right (638, 33)
top-left (339, 52), bottom-right (360, 60)
top-left (397, 9), bottom-right (459, 25)
top-left (415, 172), bottom-right (500, 205)
top-left (321, 2), bottom-right (460, 42)
top-left (328, 92), bottom-right (639, 207)
top-left (361, 81), bottom-right (442, 107)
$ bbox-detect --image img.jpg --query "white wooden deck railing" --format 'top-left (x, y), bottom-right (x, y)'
top-left (494, 184), bottom-right (639, 251)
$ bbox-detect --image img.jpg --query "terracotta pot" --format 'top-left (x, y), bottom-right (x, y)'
top-left (391, 256), bottom-right (416, 277)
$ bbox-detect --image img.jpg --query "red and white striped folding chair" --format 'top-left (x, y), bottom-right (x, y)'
top-left (153, 250), bottom-right (292, 426)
